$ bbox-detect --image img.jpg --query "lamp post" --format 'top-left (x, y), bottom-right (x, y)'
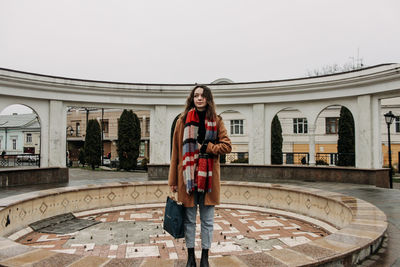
top-left (384, 111), bottom-right (395, 189)
top-left (66, 126), bottom-right (74, 166)
top-left (101, 108), bottom-right (104, 166)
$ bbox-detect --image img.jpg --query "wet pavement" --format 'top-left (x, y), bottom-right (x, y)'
top-left (276, 180), bottom-right (400, 267)
top-left (1, 168), bottom-right (399, 266)
top-left (0, 168), bottom-right (148, 198)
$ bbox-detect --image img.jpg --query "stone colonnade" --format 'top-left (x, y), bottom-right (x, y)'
top-left (150, 96), bottom-right (381, 169)
top-left (0, 64), bottom-right (400, 169)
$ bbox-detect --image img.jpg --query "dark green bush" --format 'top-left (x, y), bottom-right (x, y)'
top-left (337, 106), bottom-right (355, 166)
top-left (316, 159), bottom-right (328, 165)
top-left (271, 115), bottom-right (283, 164)
top-left (117, 110), bottom-right (141, 171)
top-left (231, 157), bottom-right (249, 163)
top-left (84, 119), bottom-right (101, 170)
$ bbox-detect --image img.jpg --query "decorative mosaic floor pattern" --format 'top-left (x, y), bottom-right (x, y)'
top-left (17, 207), bottom-right (328, 260)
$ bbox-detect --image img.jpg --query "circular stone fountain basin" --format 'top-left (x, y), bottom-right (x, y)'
top-left (0, 181), bottom-right (387, 266)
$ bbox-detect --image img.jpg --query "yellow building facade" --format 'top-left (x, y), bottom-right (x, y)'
top-left (66, 108), bottom-right (150, 162)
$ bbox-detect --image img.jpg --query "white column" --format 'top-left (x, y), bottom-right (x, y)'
top-left (150, 105), bottom-right (168, 164)
top-left (308, 124), bottom-right (316, 165)
top-left (48, 100), bottom-right (66, 167)
top-left (264, 106), bottom-right (274, 165)
top-left (356, 95), bottom-right (373, 168)
top-left (249, 104), bottom-right (265, 164)
top-left (371, 97), bottom-right (382, 168)
top-left (142, 115), bottom-right (146, 137)
top-left (39, 109), bottom-right (50, 168)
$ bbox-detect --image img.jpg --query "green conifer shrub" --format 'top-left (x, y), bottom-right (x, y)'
top-left (117, 110), bottom-right (141, 170)
top-left (271, 115), bottom-right (283, 164)
top-left (337, 106), bottom-right (355, 166)
top-left (84, 119), bottom-right (101, 170)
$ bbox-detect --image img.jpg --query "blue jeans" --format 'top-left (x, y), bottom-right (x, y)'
top-left (184, 191), bottom-right (215, 249)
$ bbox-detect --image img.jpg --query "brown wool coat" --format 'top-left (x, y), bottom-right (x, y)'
top-left (168, 115), bottom-right (232, 207)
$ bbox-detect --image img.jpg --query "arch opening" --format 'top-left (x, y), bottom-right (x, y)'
top-left (219, 110), bottom-right (249, 164)
top-left (66, 106), bottom-right (150, 169)
top-left (380, 97), bottom-right (400, 173)
top-left (314, 105), bottom-right (355, 166)
top-left (272, 108), bottom-right (309, 165)
top-left (0, 104), bottom-right (41, 167)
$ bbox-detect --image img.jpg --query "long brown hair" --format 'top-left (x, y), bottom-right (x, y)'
top-left (181, 85), bottom-right (217, 121)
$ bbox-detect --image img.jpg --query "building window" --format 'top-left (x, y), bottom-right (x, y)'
top-left (76, 122), bottom-right (80, 136)
top-left (396, 117), bottom-right (400, 133)
top-left (102, 120), bottom-right (109, 133)
top-left (326, 117), bottom-right (339, 134)
top-left (237, 152), bottom-right (247, 159)
top-left (26, 133), bottom-right (32, 143)
top-left (230, 120), bottom-right (244, 135)
top-left (139, 141), bottom-right (145, 157)
top-left (146, 118), bottom-right (150, 135)
top-left (12, 139), bottom-right (17, 150)
top-left (293, 118), bottom-right (308, 134)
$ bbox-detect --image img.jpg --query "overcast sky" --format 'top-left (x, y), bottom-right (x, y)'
top-left (1, 0), bottom-right (400, 86)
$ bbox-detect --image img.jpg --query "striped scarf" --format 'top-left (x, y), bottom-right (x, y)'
top-left (182, 108), bottom-right (217, 194)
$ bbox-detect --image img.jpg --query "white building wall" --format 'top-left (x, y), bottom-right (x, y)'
top-left (0, 130), bottom-right (24, 154)
top-left (219, 110), bottom-right (249, 153)
top-left (23, 131), bottom-right (41, 154)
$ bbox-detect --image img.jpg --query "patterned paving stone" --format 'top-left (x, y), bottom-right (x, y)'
top-left (67, 255), bottom-right (110, 267)
top-left (103, 258), bottom-right (143, 267)
top-left (16, 207), bottom-right (328, 260)
top-left (0, 249), bottom-right (56, 266)
top-left (238, 253), bottom-right (288, 267)
top-left (31, 253), bottom-right (83, 267)
top-left (289, 243), bottom-right (336, 261)
top-left (266, 248), bottom-right (316, 266)
top-left (0, 243), bottom-right (35, 260)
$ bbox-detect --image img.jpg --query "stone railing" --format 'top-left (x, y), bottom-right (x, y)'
top-left (0, 167), bottom-right (68, 187)
top-left (148, 164), bottom-right (390, 188)
top-left (0, 181), bottom-right (387, 266)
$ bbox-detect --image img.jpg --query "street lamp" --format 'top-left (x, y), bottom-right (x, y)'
top-left (384, 111), bottom-right (395, 189)
top-left (67, 126), bottom-right (74, 136)
top-left (66, 126), bottom-right (74, 166)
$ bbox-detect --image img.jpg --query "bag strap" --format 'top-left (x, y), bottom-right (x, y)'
top-left (169, 190), bottom-right (177, 200)
top-left (169, 191), bottom-right (183, 205)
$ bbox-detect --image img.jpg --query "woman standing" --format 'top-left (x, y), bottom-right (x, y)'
top-left (169, 85), bottom-right (231, 267)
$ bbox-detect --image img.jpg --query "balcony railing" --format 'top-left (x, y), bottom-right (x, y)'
top-left (315, 153), bottom-right (337, 165)
top-left (220, 152), bottom-right (249, 164)
top-left (316, 153), bottom-right (355, 166)
top-left (219, 152), bottom-right (354, 166)
top-left (0, 154), bottom-right (40, 167)
top-left (272, 152), bottom-right (355, 166)
top-left (281, 152), bottom-right (309, 165)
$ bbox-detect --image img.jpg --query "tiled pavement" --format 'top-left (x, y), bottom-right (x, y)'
top-left (17, 207), bottom-right (328, 260)
top-left (0, 168), bottom-right (399, 266)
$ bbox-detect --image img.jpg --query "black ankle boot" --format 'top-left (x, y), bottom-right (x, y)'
top-left (200, 249), bottom-right (209, 267)
top-left (186, 248), bottom-right (196, 267)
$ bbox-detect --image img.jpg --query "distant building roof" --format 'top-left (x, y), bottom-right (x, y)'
top-left (0, 113), bottom-right (40, 129)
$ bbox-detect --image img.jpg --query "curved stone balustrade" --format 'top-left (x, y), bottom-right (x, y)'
top-left (2, 64), bottom-right (400, 169)
top-left (0, 181), bottom-right (387, 266)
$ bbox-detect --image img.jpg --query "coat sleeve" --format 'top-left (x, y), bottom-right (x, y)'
top-left (206, 118), bottom-right (232, 155)
top-left (168, 119), bottom-right (181, 186)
